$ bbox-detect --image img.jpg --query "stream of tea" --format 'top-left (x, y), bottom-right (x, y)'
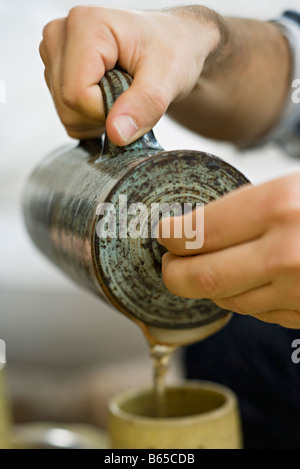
top-left (149, 344), bottom-right (178, 418)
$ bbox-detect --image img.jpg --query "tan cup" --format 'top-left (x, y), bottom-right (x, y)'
top-left (109, 381), bottom-right (242, 449)
top-left (0, 369), bottom-right (11, 449)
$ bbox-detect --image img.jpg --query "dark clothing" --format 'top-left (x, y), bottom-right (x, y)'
top-left (185, 314), bottom-right (300, 449)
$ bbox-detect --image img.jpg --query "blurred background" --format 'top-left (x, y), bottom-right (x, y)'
top-left (1, 0), bottom-right (300, 434)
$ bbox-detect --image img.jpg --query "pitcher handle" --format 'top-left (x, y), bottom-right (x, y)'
top-left (99, 68), bottom-right (164, 157)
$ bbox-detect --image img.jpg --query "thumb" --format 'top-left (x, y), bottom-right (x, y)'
top-left (105, 64), bottom-right (177, 146)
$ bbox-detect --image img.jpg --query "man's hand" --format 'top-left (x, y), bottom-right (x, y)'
top-left (158, 172), bottom-right (300, 329)
top-left (40, 5), bottom-right (291, 147)
top-left (39, 5), bottom-right (222, 145)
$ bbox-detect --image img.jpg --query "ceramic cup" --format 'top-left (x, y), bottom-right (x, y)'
top-left (0, 370), bottom-right (11, 449)
top-left (108, 381), bottom-right (243, 449)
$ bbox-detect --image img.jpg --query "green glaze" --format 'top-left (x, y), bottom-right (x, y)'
top-left (99, 69), bottom-right (163, 159)
top-left (23, 69), bottom-right (250, 329)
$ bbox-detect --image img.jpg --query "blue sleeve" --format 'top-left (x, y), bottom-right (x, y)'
top-left (264, 11), bottom-right (300, 157)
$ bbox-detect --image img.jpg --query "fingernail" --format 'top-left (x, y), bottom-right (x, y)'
top-left (113, 115), bottom-right (138, 143)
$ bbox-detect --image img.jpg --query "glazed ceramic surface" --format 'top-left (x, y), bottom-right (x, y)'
top-left (23, 69), bottom-right (250, 330)
top-left (109, 381), bottom-right (243, 449)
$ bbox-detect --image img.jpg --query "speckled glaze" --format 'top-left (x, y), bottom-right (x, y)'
top-left (23, 69), bottom-right (250, 330)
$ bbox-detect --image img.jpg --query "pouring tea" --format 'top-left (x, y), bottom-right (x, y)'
top-left (23, 68), bottom-right (250, 347)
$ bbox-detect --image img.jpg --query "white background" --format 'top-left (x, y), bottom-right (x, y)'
top-left (1, 0), bottom-right (300, 374)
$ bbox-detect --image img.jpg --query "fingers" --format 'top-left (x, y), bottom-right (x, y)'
top-left (162, 250), bottom-right (300, 327)
top-left (104, 9), bottom-right (208, 146)
top-left (253, 310), bottom-right (300, 329)
top-left (40, 18), bottom-right (65, 93)
top-left (159, 173), bottom-right (300, 329)
top-left (39, 6), bottom-right (208, 143)
top-left (213, 285), bottom-right (279, 315)
top-left (161, 237), bottom-right (271, 299)
top-left (161, 239), bottom-right (300, 327)
top-left (40, 10), bottom-right (111, 139)
top-left (159, 183), bottom-right (266, 256)
top-left (60, 7), bottom-right (118, 122)
top-left (162, 248), bottom-right (300, 326)
top-left (158, 175), bottom-right (297, 256)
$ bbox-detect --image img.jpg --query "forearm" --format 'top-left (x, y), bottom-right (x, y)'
top-left (40, 5), bottom-right (292, 147)
top-left (167, 16), bottom-right (292, 146)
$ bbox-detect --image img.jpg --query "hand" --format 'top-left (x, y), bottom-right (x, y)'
top-left (158, 172), bottom-right (300, 329)
top-left (39, 5), bottom-right (223, 144)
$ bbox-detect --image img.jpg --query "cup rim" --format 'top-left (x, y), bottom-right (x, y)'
top-left (109, 380), bottom-right (237, 425)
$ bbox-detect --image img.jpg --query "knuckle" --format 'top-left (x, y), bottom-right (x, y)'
top-left (266, 241), bottom-right (300, 274)
top-left (60, 85), bottom-right (87, 111)
top-left (39, 41), bottom-right (47, 64)
top-left (64, 122), bottom-right (89, 136)
top-left (215, 297), bottom-right (247, 315)
top-left (269, 181), bottom-right (300, 222)
top-left (193, 269), bottom-right (219, 298)
top-left (256, 311), bottom-right (275, 324)
top-left (42, 20), bottom-right (58, 42)
top-left (60, 86), bottom-right (76, 109)
top-left (259, 310), bottom-right (300, 328)
top-left (68, 5), bottom-right (92, 22)
top-left (64, 125), bottom-right (100, 140)
top-left (65, 128), bottom-right (79, 139)
top-left (141, 85), bottom-right (169, 119)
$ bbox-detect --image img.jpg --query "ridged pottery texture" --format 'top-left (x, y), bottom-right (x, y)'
top-left (23, 69), bottom-right (250, 331)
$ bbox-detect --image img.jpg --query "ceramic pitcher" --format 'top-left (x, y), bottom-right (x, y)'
top-left (22, 69), bottom-right (250, 343)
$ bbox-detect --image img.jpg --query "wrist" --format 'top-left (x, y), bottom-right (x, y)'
top-left (167, 6), bottom-right (227, 70)
top-left (201, 15), bottom-right (232, 77)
